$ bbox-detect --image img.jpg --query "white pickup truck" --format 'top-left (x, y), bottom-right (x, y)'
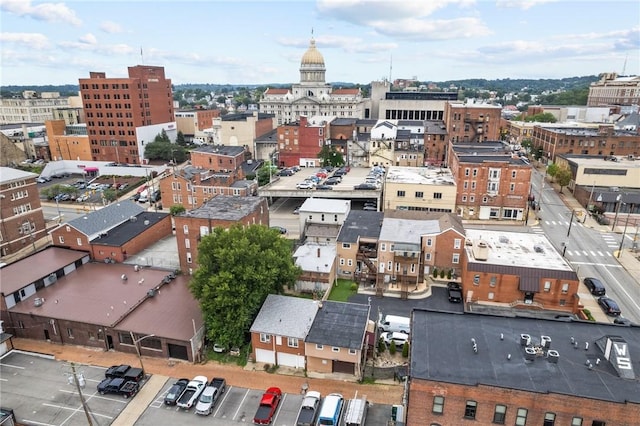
top-left (176, 376), bottom-right (208, 409)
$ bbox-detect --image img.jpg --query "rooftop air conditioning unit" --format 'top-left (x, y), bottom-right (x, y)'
top-left (34, 297), bottom-right (43, 307)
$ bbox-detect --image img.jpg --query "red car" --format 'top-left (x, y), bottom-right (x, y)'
top-left (316, 171), bottom-right (328, 179)
top-left (253, 387), bottom-right (282, 424)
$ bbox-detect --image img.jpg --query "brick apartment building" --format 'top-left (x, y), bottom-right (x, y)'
top-left (46, 120), bottom-right (92, 161)
top-left (408, 309), bottom-right (640, 425)
top-left (174, 108), bottom-right (220, 141)
top-left (587, 73), bottom-right (640, 107)
top-left (462, 229), bottom-right (580, 314)
top-left (531, 123), bottom-right (639, 161)
top-left (444, 101), bottom-right (502, 143)
top-left (79, 65), bottom-right (175, 164)
top-left (448, 141), bottom-right (532, 220)
top-left (189, 145), bottom-right (247, 173)
top-left (277, 116), bottom-right (330, 168)
top-left (423, 120), bottom-right (448, 165)
top-left (158, 165), bottom-right (257, 211)
top-left (173, 196), bottom-right (269, 274)
top-left (0, 167), bottom-right (47, 258)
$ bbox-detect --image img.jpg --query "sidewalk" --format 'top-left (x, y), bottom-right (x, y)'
top-left (10, 338), bottom-right (403, 407)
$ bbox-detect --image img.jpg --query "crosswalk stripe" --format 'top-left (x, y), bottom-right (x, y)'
top-left (597, 251), bottom-right (603, 256)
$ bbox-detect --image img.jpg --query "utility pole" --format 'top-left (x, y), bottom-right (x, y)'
top-left (69, 362), bottom-right (93, 426)
top-left (567, 210), bottom-right (576, 237)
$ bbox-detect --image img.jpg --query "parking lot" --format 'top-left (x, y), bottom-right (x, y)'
top-left (0, 352), bottom-right (134, 426)
top-left (138, 378), bottom-right (392, 426)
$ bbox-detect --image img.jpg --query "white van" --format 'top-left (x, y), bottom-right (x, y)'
top-left (378, 314), bottom-right (410, 334)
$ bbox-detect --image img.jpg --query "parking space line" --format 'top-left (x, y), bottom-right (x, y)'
top-left (59, 389), bottom-right (128, 404)
top-left (0, 378), bottom-right (7, 381)
top-left (272, 393), bottom-right (287, 425)
top-left (19, 419), bottom-right (55, 426)
top-left (232, 388), bottom-right (250, 420)
top-left (213, 385), bottom-right (233, 417)
top-left (43, 402), bottom-right (114, 420)
top-left (0, 363), bottom-right (25, 369)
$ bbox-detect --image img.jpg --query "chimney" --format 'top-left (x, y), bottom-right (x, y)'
top-left (317, 247), bottom-right (321, 258)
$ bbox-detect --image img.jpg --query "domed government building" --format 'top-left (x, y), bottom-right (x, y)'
top-left (259, 36), bottom-right (366, 124)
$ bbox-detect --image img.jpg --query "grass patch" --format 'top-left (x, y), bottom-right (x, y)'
top-left (328, 279), bottom-right (357, 302)
top-left (360, 376), bottom-right (376, 385)
top-left (206, 344), bottom-right (250, 366)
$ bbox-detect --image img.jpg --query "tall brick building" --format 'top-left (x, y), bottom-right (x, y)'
top-left (79, 65), bottom-right (175, 164)
top-left (277, 116), bottom-right (330, 168)
top-left (173, 196), bottom-right (269, 274)
top-left (448, 141), bottom-right (532, 220)
top-left (408, 309), bottom-right (640, 425)
top-left (444, 101), bottom-right (502, 143)
top-left (0, 167), bottom-right (47, 257)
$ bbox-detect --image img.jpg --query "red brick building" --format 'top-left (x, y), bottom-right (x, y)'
top-left (462, 229), bottom-right (580, 314)
top-left (0, 167), bottom-right (47, 257)
top-left (173, 196), bottom-right (269, 274)
top-left (46, 120), bottom-right (92, 161)
top-left (408, 309), bottom-right (640, 425)
top-left (531, 124), bottom-right (639, 161)
top-left (189, 145), bottom-right (247, 173)
top-left (444, 101), bottom-right (502, 143)
top-left (277, 116), bottom-right (330, 168)
top-left (448, 141), bottom-right (532, 220)
top-left (79, 65), bottom-right (174, 164)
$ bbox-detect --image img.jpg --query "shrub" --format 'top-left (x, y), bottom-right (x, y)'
top-left (402, 342), bottom-right (409, 358)
top-left (350, 283), bottom-right (358, 292)
top-left (378, 338), bottom-right (386, 353)
top-left (432, 267), bottom-right (438, 278)
top-left (389, 341), bottom-right (397, 355)
top-left (447, 269), bottom-right (452, 280)
top-left (439, 269), bottom-right (445, 279)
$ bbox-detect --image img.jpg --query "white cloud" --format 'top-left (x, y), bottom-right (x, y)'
top-left (0, 32), bottom-right (51, 49)
top-left (79, 33), bottom-right (97, 45)
top-left (1, 0), bottom-right (81, 26)
top-left (373, 17), bottom-right (492, 40)
top-left (58, 40), bottom-right (135, 56)
top-left (100, 21), bottom-right (124, 34)
top-left (495, 0), bottom-right (559, 10)
top-left (316, 0), bottom-right (473, 23)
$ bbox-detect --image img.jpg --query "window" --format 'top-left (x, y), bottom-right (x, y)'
top-left (490, 276), bottom-right (497, 287)
top-left (316, 344), bottom-right (323, 350)
top-left (185, 239), bottom-right (190, 249)
top-left (347, 259), bottom-right (353, 266)
top-left (425, 253), bottom-right (431, 261)
top-left (472, 169), bottom-right (478, 177)
top-left (182, 224), bottom-right (189, 234)
top-left (591, 422), bottom-right (605, 426)
top-left (287, 337), bottom-right (299, 348)
top-left (433, 192), bottom-right (442, 199)
top-left (340, 258), bottom-right (345, 266)
top-left (119, 332), bottom-right (133, 345)
top-left (426, 238), bottom-right (433, 247)
top-left (259, 333), bottom-right (270, 343)
top-left (544, 281), bottom-right (551, 292)
top-left (348, 348), bottom-right (357, 355)
top-left (88, 331), bottom-right (95, 341)
top-left (452, 253), bottom-right (460, 264)
top-left (342, 243), bottom-right (351, 249)
top-left (512, 170), bottom-right (517, 178)
top-left (515, 408), bottom-right (528, 425)
top-left (488, 292), bottom-right (495, 300)
top-left (432, 396), bottom-right (444, 414)
top-left (454, 238), bottom-right (461, 249)
top-left (77, 238), bottom-right (82, 246)
top-left (464, 168), bottom-right (470, 177)
top-left (561, 283), bottom-right (569, 294)
top-left (140, 336), bottom-right (162, 350)
top-left (473, 274), bottom-right (480, 285)
top-left (58, 236), bottom-right (65, 244)
top-left (464, 401), bottom-right (477, 419)
top-left (571, 418), bottom-right (583, 426)
top-left (397, 190), bottom-right (406, 197)
top-left (67, 328), bottom-right (74, 338)
top-left (543, 413), bottom-right (556, 426)
top-left (332, 347), bottom-right (340, 352)
top-left (186, 252), bottom-right (192, 264)
top-left (415, 191), bottom-right (423, 198)
top-left (462, 195), bottom-right (467, 202)
top-left (492, 404), bottom-right (506, 424)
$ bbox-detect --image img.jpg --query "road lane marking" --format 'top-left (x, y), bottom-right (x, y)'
top-left (0, 363), bottom-right (25, 369)
top-left (20, 420), bottom-right (55, 426)
top-left (600, 265), bottom-right (640, 313)
top-left (571, 262), bottom-right (622, 267)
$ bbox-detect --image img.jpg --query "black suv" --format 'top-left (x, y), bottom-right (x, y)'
top-left (584, 277), bottom-right (606, 296)
top-left (598, 296), bottom-right (621, 316)
top-left (447, 282), bottom-right (463, 303)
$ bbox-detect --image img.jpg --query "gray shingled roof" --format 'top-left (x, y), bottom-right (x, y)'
top-left (411, 309), bottom-right (640, 404)
top-left (65, 200), bottom-right (145, 238)
top-left (250, 295), bottom-right (320, 339)
top-left (306, 301), bottom-right (369, 349)
top-left (337, 211), bottom-right (384, 243)
top-left (379, 218), bottom-right (440, 244)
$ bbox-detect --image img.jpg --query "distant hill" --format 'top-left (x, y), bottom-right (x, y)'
top-left (1, 76), bottom-right (600, 98)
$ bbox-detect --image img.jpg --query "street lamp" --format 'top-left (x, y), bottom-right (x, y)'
top-left (612, 194), bottom-right (623, 232)
top-left (617, 207), bottom-right (633, 258)
top-left (129, 331), bottom-right (155, 376)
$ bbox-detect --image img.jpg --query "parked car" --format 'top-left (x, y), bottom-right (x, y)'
top-left (324, 177), bottom-right (341, 185)
top-left (447, 282), bottom-right (463, 303)
top-left (195, 377), bottom-right (226, 416)
top-left (177, 376), bottom-right (208, 409)
top-left (297, 181), bottom-right (315, 189)
top-left (253, 387), bottom-right (282, 425)
top-left (150, 189), bottom-right (161, 203)
top-left (213, 343), bottom-right (226, 353)
top-left (315, 171), bottom-right (328, 179)
top-left (380, 331), bottom-right (409, 347)
top-left (354, 183), bottom-right (378, 190)
top-left (97, 377), bottom-right (139, 398)
top-left (295, 391), bottom-right (321, 426)
top-left (315, 184), bottom-right (334, 190)
top-left (584, 277), bottom-right (606, 296)
top-left (277, 169), bottom-right (294, 176)
top-left (293, 206), bottom-right (301, 214)
top-left (36, 176), bottom-right (50, 183)
top-left (598, 296), bottom-right (621, 316)
top-left (164, 378), bottom-right (190, 406)
top-left (270, 226), bottom-right (287, 234)
top-left (362, 206), bottom-right (377, 211)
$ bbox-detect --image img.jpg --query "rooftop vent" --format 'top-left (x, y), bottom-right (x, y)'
top-left (34, 297), bottom-right (43, 307)
top-left (524, 347), bottom-right (537, 361)
top-left (520, 334), bottom-right (531, 346)
top-left (473, 241), bottom-right (489, 261)
top-left (533, 244), bottom-right (544, 253)
top-left (541, 335), bottom-right (552, 349)
top-left (547, 350), bottom-right (559, 363)
top-left (147, 289), bottom-right (157, 297)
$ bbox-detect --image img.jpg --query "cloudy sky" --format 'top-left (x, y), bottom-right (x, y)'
top-left (1, 0), bottom-right (638, 86)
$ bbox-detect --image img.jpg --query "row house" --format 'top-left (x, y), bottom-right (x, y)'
top-left (461, 229), bottom-right (580, 314)
top-left (250, 295), bottom-right (370, 378)
top-left (383, 166), bottom-right (456, 213)
top-left (189, 144), bottom-right (247, 173)
top-left (276, 116), bottom-right (331, 168)
top-left (0, 168), bottom-right (47, 257)
top-left (448, 141), bottom-right (532, 220)
top-left (158, 165), bottom-right (257, 210)
top-left (423, 120), bottom-right (448, 165)
top-left (174, 196), bottom-right (269, 274)
top-left (531, 123), bottom-right (639, 161)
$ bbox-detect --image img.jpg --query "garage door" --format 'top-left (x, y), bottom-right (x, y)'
top-left (168, 343), bottom-right (188, 360)
top-left (277, 352), bottom-right (305, 368)
top-left (333, 360), bottom-right (354, 374)
top-left (255, 348), bottom-right (276, 364)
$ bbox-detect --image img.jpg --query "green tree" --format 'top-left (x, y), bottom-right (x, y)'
top-left (556, 167), bottom-right (572, 193)
top-left (402, 342), bottom-right (409, 358)
top-left (43, 184), bottom-right (77, 200)
top-left (176, 131), bottom-right (186, 146)
top-left (257, 161), bottom-right (277, 186)
top-left (102, 188), bottom-right (117, 202)
top-left (318, 145), bottom-right (344, 167)
top-left (170, 204), bottom-right (186, 216)
top-left (532, 147), bottom-right (544, 161)
top-left (144, 140), bottom-right (187, 163)
top-left (378, 337), bottom-right (386, 353)
top-left (524, 112), bottom-right (557, 123)
top-left (154, 129), bottom-right (170, 143)
top-left (546, 163), bottom-right (559, 182)
top-left (190, 224), bottom-right (301, 349)
top-left (389, 341), bottom-right (397, 355)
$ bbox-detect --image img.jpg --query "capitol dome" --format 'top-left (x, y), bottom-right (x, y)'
top-left (301, 38), bottom-right (325, 66)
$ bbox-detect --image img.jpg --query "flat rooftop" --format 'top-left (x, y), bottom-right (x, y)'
top-left (385, 166), bottom-right (455, 185)
top-left (567, 156), bottom-right (640, 169)
top-left (465, 229), bottom-right (572, 271)
top-left (411, 309), bottom-right (640, 404)
top-left (180, 196), bottom-right (265, 221)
